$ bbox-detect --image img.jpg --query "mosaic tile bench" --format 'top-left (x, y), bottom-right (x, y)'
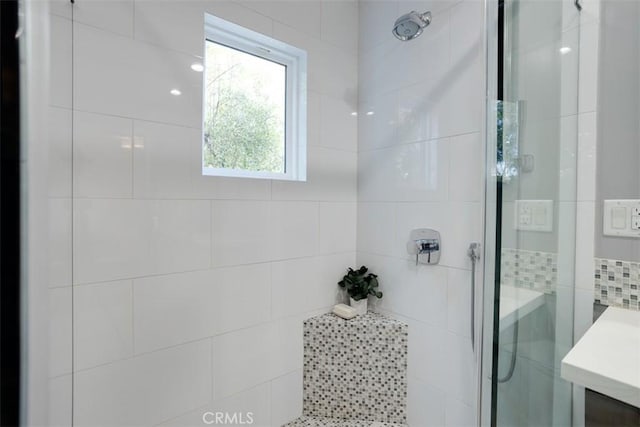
top-left (284, 312), bottom-right (408, 427)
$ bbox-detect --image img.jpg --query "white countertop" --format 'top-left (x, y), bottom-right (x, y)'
top-left (499, 285), bottom-right (546, 331)
top-left (561, 306), bottom-right (640, 408)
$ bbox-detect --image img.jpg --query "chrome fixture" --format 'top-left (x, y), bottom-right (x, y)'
top-left (467, 242), bottom-right (481, 350)
top-left (392, 11), bottom-right (432, 41)
top-left (407, 229), bottom-right (440, 265)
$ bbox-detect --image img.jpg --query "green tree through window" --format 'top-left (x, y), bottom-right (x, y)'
top-left (204, 41), bottom-right (286, 173)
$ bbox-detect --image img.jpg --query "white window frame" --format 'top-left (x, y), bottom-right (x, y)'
top-left (203, 13), bottom-right (307, 181)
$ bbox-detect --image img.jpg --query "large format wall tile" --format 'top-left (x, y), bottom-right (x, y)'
top-left (271, 253), bottom-right (351, 319)
top-left (271, 147), bottom-right (357, 202)
top-left (65, 2), bottom-right (359, 425)
top-left (319, 202), bottom-right (357, 254)
top-left (211, 201), bottom-right (320, 267)
top-left (132, 120), bottom-right (271, 200)
top-left (133, 263), bottom-right (271, 354)
top-left (73, 111), bottom-right (133, 198)
top-left (49, 287), bottom-right (72, 377)
top-left (73, 199), bottom-right (211, 284)
top-left (48, 198), bottom-right (72, 288)
top-left (159, 383), bottom-right (272, 427)
top-left (211, 201), bottom-right (271, 267)
top-left (272, 370), bottom-right (304, 426)
top-left (48, 107), bottom-right (72, 198)
top-left (74, 23), bottom-right (202, 129)
top-left (74, 281), bottom-right (133, 370)
top-left (358, 139), bottom-right (449, 203)
top-left (212, 318), bottom-right (302, 400)
top-left (72, 0), bottom-right (134, 37)
top-left (74, 340), bottom-right (211, 426)
top-left (135, 0), bottom-right (273, 57)
top-left (49, 16), bottom-right (72, 108)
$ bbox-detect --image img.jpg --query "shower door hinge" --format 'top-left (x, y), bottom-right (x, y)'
top-left (575, 0), bottom-right (582, 11)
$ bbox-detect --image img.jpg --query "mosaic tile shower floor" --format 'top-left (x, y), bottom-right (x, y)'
top-left (283, 415), bottom-right (407, 427)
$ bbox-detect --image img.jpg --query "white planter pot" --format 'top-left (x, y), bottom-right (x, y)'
top-left (350, 297), bottom-right (368, 315)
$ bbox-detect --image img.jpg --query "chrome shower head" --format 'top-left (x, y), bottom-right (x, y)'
top-left (392, 11), bottom-right (432, 41)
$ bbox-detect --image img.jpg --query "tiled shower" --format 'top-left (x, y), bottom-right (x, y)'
top-left (6, 0), bottom-right (634, 425)
top-left (45, 1), bottom-right (482, 425)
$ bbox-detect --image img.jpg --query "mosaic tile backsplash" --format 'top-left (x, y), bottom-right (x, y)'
top-left (500, 248), bottom-right (558, 294)
top-left (301, 312), bottom-right (408, 424)
top-left (594, 258), bottom-right (640, 311)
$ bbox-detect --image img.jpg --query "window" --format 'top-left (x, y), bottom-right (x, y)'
top-left (203, 14), bottom-right (307, 181)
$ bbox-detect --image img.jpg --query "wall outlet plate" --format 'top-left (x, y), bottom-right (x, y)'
top-left (603, 200), bottom-right (640, 238)
top-left (514, 200), bottom-right (553, 232)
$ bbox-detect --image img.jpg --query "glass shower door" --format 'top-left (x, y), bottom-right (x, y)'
top-left (483, 0), bottom-right (581, 425)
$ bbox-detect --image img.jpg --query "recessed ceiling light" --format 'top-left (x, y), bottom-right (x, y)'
top-left (559, 46), bottom-right (572, 55)
top-left (170, 88), bottom-right (182, 96)
top-left (351, 112), bottom-right (358, 116)
top-left (190, 63), bottom-right (204, 72)
top-left (366, 111), bottom-right (375, 116)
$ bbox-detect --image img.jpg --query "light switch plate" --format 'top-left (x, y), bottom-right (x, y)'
top-left (514, 200), bottom-right (553, 232)
top-left (603, 200), bottom-right (640, 238)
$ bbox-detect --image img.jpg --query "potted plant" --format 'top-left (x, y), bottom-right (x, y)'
top-left (338, 266), bottom-right (383, 315)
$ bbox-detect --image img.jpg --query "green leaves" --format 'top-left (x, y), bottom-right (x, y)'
top-left (337, 266), bottom-right (383, 301)
top-left (203, 42), bottom-right (285, 174)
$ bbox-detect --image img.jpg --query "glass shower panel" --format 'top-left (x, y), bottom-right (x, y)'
top-left (491, 0), bottom-right (581, 425)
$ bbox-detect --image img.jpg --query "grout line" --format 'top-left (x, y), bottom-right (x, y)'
top-left (210, 200), bottom-right (214, 270)
top-left (358, 130), bottom-right (481, 154)
top-left (72, 250), bottom-right (357, 287)
top-left (71, 307), bottom-right (317, 376)
top-left (71, 107), bottom-right (203, 131)
top-left (70, 1), bottom-right (76, 423)
top-left (130, 120), bottom-right (135, 198)
top-left (130, 280), bottom-right (136, 356)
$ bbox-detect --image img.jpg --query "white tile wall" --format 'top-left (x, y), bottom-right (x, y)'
top-left (74, 281), bottom-right (133, 370)
top-left (211, 200), bottom-right (271, 267)
top-left (43, 1), bottom-right (603, 426)
top-left (320, 0), bottom-right (359, 54)
top-left (271, 370), bottom-right (304, 426)
top-left (73, 199), bottom-right (211, 284)
top-left (74, 23), bottom-right (203, 128)
top-left (407, 378), bottom-right (446, 427)
top-left (73, 111), bottom-right (133, 198)
top-left (72, 0), bottom-right (134, 37)
top-left (318, 202), bottom-right (357, 254)
top-left (73, 339), bottom-right (212, 427)
top-left (134, 0), bottom-right (273, 57)
top-left (59, 1), bottom-right (358, 426)
top-left (47, 107), bottom-right (72, 198)
top-left (133, 264), bottom-right (272, 354)
top-left (48, 287), bottom-right (72, 377)
top-left (48, 198), bottom-right (72, 288)
top-left (211, 318), bottom-right (302, 400)
top-left (271, 147), bottom-right (357, 202)
top-left (49, 15), bottom-right (72, 109)
top-left (159, 382), bottom-right (272, 427)
top-left (47, 7), bottom-right (74, 427)
top-left (271, 253), bottom-right (353, 319)
top-left (358, 139), bottom-right (450, 202)
top-left (357, 1), bottom-right (483, 425)
top-left (48, 374), bottom-right (72, 427)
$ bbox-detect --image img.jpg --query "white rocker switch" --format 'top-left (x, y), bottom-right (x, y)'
top-left (611, 207), bottom-right (627, 230)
